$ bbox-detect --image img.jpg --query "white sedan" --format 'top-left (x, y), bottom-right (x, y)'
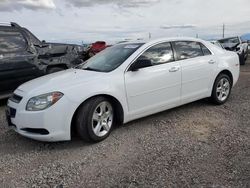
top-left (6, 38), bottom-right (240, 142)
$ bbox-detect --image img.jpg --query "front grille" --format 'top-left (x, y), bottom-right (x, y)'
top-left (9, 94), bottom-right (23, 103)
top-left (9, 107), bottom-right (16, 118)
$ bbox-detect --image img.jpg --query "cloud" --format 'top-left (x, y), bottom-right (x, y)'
top-left (0, 0), bottom-right (56, 11)
top-left (160, 24), bottom-right (196, 30)
top-left (64, 0), bottom-right (161, 8)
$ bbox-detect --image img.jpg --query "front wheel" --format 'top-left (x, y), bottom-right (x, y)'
top-left (76, 97), bottom-right (114, 142)
top-left (210, 74), bottom-right (232, 105)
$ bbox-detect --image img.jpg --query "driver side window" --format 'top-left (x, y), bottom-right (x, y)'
top-left (138, 42), bottom-right (174, 66)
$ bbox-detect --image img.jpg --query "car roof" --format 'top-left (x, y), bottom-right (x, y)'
top-left (218, 36), bottom-right (239, 41)
top-left (122, 37), bottom-right (208, 45)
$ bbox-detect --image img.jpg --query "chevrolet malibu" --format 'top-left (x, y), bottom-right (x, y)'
top-left (6, 38), bottom-right (240, 142)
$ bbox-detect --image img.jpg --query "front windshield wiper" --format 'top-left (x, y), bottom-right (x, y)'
top-left (82, 67), bottom-right (102, 72)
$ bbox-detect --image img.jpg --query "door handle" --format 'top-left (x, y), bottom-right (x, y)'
top-left (169, 66), bottom-right (180, 72)
top-left (208, 60), bottom-right (216, 64)
top-left (0, 54), bottom-right (3, 59)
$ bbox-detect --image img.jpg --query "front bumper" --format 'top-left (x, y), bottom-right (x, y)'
top-left (6, 92), bottom-right (76, 142)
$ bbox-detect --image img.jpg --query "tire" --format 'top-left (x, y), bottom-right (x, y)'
top-left (240, 52), bottom-right (246, 65)
top-left (47, 67), bottom-right (65, 74)
top-left (245, 51), bottom-right (248, 61)
top-left (75, 97), bottom-right (114, 142)
top-left (210, 74), bottom-right (232, 105)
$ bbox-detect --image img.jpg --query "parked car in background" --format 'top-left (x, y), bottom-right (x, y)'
top-left (218, 36), bottom-right (248, 65)
top-left (210, 41), bottom-right (225, 49)
top-left (6, 38), bottom-right (239, 142)
top-left (0, 22), bottom-right (84, 99)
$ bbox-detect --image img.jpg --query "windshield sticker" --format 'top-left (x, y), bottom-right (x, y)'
top-left (124, 45), bottom-right (140, 49)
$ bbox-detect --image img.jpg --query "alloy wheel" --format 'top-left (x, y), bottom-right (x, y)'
top-left (216, 78), bottom-right (230, 102)
top-left (92, 101), bottom-right (113, 137)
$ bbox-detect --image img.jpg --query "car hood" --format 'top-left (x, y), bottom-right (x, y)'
top-left (18, 68), bottom-right (104, 94)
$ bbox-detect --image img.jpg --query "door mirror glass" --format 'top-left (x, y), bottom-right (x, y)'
top-left (130, 59), bottom-right (152, 71)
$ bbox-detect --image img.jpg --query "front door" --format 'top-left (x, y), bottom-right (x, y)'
top-left (125, 42), bottom-right (181, 116)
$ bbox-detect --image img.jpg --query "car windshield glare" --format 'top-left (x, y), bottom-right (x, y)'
top-left (78, 43), bottom-right (144, 72)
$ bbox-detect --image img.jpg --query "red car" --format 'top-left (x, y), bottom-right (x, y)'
top-left (89, 41), bottom-right (108, 57)
top-left (82, 41), bottom-right (112, 61)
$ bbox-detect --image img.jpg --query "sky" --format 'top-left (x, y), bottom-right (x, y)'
top-left (0, 0), bottom-right (250, 44)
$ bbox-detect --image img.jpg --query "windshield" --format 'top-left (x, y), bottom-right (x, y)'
top-left (77, 43), bottom-right (144, 72)
top-left (218, 37), bottom-right (240, 48)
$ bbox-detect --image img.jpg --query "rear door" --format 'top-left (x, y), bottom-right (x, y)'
top-left (173, 41), bottom-right (217, 103)
top-left (0, 28), bottom-right (41, 94)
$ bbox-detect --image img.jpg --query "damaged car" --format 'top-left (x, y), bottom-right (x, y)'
top-left (0, 22), bottom-right (84, 99)
top-left (218, 36), bottom-right (248, 65)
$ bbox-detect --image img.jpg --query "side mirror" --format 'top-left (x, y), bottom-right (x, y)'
top-left (42, 40), bottom-right (46, 43)
top-left (130, 59), bottom-right (152, 71)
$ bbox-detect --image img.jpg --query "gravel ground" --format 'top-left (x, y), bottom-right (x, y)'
top-left (0, 59), bottom-right (250, 188)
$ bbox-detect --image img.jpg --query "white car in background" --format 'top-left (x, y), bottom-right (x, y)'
top-left (6, 38), bottom-right (240, 142)
top-left (218, 36), bottom-right (248, 65)
top-left (210, 41), bottom-right (225, 49)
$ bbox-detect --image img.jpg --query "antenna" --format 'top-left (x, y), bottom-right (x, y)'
top-left (149, 32), bottom-right (151, 40)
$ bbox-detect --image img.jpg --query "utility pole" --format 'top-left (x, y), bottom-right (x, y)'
top-left (149, 32), bottom-right (151, 40)
top-left (222, 23), bottom-right (225, 38)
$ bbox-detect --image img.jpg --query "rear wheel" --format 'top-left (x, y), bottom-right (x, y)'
top-left (240, 52), bottom-right (246, 65)
top-left (76, 97), bottom-right (114, 142)
top-left (210, 74), bottom-right (232, 105)
top-left (245, 51), bottom-right (248, 61)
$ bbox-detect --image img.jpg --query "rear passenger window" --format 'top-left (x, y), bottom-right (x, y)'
top-left (200, 44), bottom-right (212, 56)
top-left (174, 41), bottom-right (203, 60)
top-left (138, 42), bottom-right (174, 66)
top-left (0, 30), bottom-right (27, 53)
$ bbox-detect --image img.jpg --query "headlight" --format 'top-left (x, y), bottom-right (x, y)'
top-left (26, 92), bottom-right (63, 111)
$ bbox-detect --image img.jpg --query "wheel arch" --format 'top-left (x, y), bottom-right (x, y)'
top-left (70, 94), bottom-right (124, 137)
top-left (217, 69), bottom-right (233, 84)
top-left (211, 69), bottom-right (233, 96)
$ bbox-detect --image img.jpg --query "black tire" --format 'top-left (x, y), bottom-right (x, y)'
top-left (47, 67), bottom-right (65, 74)
top-left (240, 52), bottom-right (246, 65)
top-left (245, 51), bottom-right (248, 61)
top-left (210, 74), bottom-right (232, 105)
top-left (75, 97), bottom-right (114, 142)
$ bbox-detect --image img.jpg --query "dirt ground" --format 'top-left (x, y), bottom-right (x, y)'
top-left (0, 59), bottom-right (249, 188)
